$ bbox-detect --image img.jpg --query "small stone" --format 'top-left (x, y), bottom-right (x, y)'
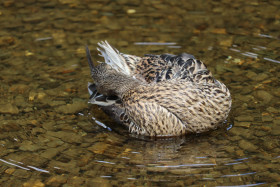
top-left (0, 36), bottom-right (16, 46)
top-left (37, 92), bottom-right (47, 100)
top-left (22, 13), bottom-right (46, 23)
top-left (52, 31), bottom-right (66, 45)
top-left (169, 168), bottom-right (188, 175)
top-left (127, 9), bottom-right (136, 14)
top-left (237, 95), bottom-right (253, 102)
top-left (268, 173), bottom-right (280, 181)
top-left (23, 179), bottom-right (45, 187)
top-left (14, 95), bottom-right (27, 107)
top-left (41, 148), bottom-right (61, 159)
top-left (263, 141), bottom-right (278, 150)
top-left (25, 50), bottom-right (34, 56)
top-left (219, 37), bottom-right (233, 47)
top-left (250, 164), bottom-right (265, 171)
top-left (234, 121), bottom-right (251, 128)
top-left (215, 64), bottom-right (232, 73)
top-left (262, 115), bottom-right (273, 122)
top-left (233, 163), bottom-right (248, 170)
top-left (88, 142), bottom-right (110, 154)
top-left (55, 99), bottom-right (87, 114)
top-left (46, 175), bottom-right (67, 186)
top-left (274, 119), bottom-right (280, 125)
top-left (5, 168), bottom-right (16, 175)
top-left (238, 140), bottom-right (258, 152)
top-left (273, 88), bottom-right (280, 97)
top-left (3, 0), bottom-right (15, 7)
top-left (211, 28), bottom-right (226, 34)
top-left (78, 154), bottom-right (92, 167)
top-left (228, 135), bottom-right (242, 141)
top-left (106, 22), bottom-right (121, 30)
top-left (31, 127), bottom-right (46, 135)
top-left (246, 71), bottom-right (257, 80)
top-left (235, 115), bottom-right (254, 122)
top-left (260, 126), bottom-right (271, 132)
top-left (266, 107), bottom-right (279, 113)
top-left (58, 0), bottom-right (78, 4)
top-left (29, 91), bottom-right (37, 101)
top-left (46, 131), bottom-right (83, 143)
top-left (224, 146), bottom-right (235, 153)
top-left (46, 139), bottom-right (64, 148)
top-left (42, 121), bottom-right (56, 131)
top-left (67, 176), bottom-right (85, 186)
top-left (255, 73), bottom-right (269, 81)
top-left (271, 124), bottom-right (280, 136)
top-left (233, 58), bottom-right (242, 64)
top-left (49, 100), bottom-right (66, 106)
top-left (228, 127), bottom-right (242, 136)
top-left (235, 149), bottom-right (244, 156)
top-left (117, 41), bottom-right (128, 47)
top-left (254, 130), bottom-right (268, 137)
top-left (12, 169), bottom-right (31, 178)
top-left (272, 148), bottom-right (280, 155)
top-left (0, 103), bottom-right (19, 114)
top-left (19, 140), bottom-right (41, 151)
top-left (9, 84), bottom-right (29, 93)
top-left (0, 120), bottom-right (21, 132)
top-left (86, 177), bottom-right (112, 187)
top-left (49, 160), bottom-right (80, 174)
top-left (230, 127), bottom-right (253, 139)
top-left (254, 90), bottom-right (273, 104)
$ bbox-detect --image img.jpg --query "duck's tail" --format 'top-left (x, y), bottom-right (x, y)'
top-left (97, 41), bottom-right (140, 76)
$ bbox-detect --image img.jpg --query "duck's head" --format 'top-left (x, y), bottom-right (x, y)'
top-left (85, 46), bottom-right (141, 98)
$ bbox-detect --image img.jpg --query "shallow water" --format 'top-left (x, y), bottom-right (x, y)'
top-left (0, 0), bottom-right (279, 186)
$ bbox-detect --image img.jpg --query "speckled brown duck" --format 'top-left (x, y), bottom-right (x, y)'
top-left (86, 41), bottom-right (232, 137)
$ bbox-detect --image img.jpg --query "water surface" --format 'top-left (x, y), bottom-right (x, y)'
top-left (0, 0), bottom-right (279, 186)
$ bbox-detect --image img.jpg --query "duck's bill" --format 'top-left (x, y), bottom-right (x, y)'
top-left (88, 82), bottom-right (120, 106)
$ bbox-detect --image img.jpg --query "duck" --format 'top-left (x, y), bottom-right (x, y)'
top-left (86, 41), bottom-right (232, 137)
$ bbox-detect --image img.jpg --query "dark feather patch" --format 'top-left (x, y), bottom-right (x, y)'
top-left (136, 53), bottom-right (214, 84)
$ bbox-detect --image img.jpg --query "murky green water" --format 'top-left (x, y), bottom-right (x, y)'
top-left (0, 0), bottom-right (279, 186)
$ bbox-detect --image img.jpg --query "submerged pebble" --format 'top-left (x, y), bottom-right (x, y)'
top-left (238, 139), bottom-right (258, 152)
top-left (19, 140), bottom-right (41, 152)
top-left (46, 131), bottom-right (83, 143)
top-left (234, 121), bottom-right (251, 128)
top-left (46, 175), bottom-right (67, 186)
top-left (0, 103), bottom-right (19, 114)
top-left (235, 115), bottom-right (254, 122)
top-left (271, 123), bottom-right (280, 136)
top-left (55, 99), bottom-right (87, 114)
top-left (23, 179), bottom-right (45, 187)
top-left (254, 90), bottom-right (273, 104)
top-left (87, 142), bottom-right (110, 154)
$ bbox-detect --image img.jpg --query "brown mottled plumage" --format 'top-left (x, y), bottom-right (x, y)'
top-left (86, 41), bottom-right (232, 137)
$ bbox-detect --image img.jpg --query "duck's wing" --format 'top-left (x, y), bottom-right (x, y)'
top-left (123, 101), bottom-right (187, 137)
top-left (135, 53), bottom-right (215, 84)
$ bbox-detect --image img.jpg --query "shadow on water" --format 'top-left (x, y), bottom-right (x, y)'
top-left (0, 0), bottom-right (279, 186)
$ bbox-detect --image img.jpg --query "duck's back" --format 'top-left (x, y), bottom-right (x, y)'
top-left (96, 41), bottom-right (214, 85)
top-left (123, 53), bottom-right (215, 86)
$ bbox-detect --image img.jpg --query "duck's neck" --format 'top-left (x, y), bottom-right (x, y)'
top-left (115, 76), bottom-right (143, 98)
top-left (96, 73), bottom-right (144, 99)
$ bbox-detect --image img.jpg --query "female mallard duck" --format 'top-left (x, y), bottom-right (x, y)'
top-left (86, 41), bottom-right (231, 137)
